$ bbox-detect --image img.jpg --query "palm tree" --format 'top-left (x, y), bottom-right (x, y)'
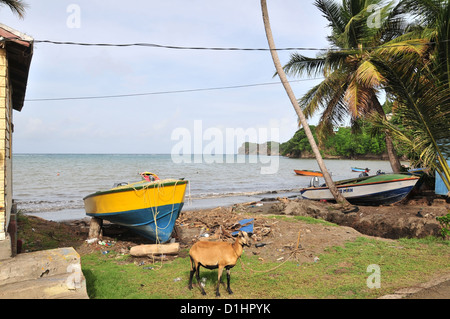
top-left (369, 0), bottom-right (450, 191)
top-left (0, 0), bottom-right (27, 18)
top-left (282, 0), bottom-right (404, 172)
top-left (260, 0), bottom-right (351, 206)
top-left (398, 0), bottom-right (449, 88)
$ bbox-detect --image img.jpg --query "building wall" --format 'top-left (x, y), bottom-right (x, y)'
top-left (0, 48), bottom-right (13, 241)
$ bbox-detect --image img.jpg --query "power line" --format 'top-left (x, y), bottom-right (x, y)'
top-left (25, 78), bottom-right (324, 102)
top-left (33, 38), bottom-right (450, 51)
top-left (2, 37), bottom-right (449, 52)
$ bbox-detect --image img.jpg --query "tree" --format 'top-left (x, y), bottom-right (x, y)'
top-left (260, 0), bottom-right (351, 206)
top-left (281, 0), bottom-right (403, 173)
top-left (0, 0), bottom-right (27, 18)
top-left (369, 0), bottom-right (450, 191)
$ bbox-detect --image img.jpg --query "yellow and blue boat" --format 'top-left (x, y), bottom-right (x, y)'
top-left (83, 175), bottom-right (188, 243)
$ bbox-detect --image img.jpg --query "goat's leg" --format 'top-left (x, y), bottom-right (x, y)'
top-left (226, 268), bottom-right (233, 295)
top-left (216, 266), bottom-right (223, 297)
top-left (196, 265), bottom-right (206, 295)
top-left (188, 258), bottom-right (195, 290)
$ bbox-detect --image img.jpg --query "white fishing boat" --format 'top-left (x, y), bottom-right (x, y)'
top-left (300, 174), bottom-right (420, 205)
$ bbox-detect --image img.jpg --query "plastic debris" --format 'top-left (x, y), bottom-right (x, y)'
top-left (85, 238), bottom-right (98, 244)
top-left (232, 218), bottom-right (254, 236)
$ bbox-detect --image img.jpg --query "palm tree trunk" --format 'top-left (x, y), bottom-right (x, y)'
top-left (372, 98), bottom-right (402, 173)
top-left (260, 0), bottom-right (350, 206)
top-left (385, 133), bottom-right (402, 172)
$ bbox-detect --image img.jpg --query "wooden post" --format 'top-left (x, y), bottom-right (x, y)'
top-left (88, 217), bottom-right (103, 240)
top-left (130, 243), bottom-right (180, 257)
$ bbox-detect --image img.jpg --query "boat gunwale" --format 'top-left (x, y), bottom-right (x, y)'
top-left (83, 179), bottom-right (188, 200)
top-left (300, 175), bottom-right (419, 193)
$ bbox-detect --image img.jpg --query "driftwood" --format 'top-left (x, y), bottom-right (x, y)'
top-left (130, 243), bottom-right (180, 257)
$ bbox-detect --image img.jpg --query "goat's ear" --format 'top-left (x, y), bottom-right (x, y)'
top-left (238, 231), bottom-right (243, 237)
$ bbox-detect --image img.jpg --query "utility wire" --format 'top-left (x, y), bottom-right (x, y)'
top-left (1, 37), bottom-right (449, 52)
top-left (33, 39), bottom-right (450, 51)
top-left (25, 78), bottom-right (324, 102)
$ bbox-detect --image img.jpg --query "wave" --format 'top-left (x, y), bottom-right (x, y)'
top-left (15, 199), bottom-right (84, 214)
top-left (15, 187), bottom-right (300, 215)
top-left (187, 188), bottom-right (299, 200)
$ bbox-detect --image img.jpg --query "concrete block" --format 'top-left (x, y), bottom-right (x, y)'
top-left (0, 247), bottom-right (88, 299)
top-left (0, 234), bottom-right (11, 260)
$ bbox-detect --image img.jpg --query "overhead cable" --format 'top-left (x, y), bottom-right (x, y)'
top-left (1, 36), bottom-right (449, 52)
top-left (25, 78), bottom-right (324, 102)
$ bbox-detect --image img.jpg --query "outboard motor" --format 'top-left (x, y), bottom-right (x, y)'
top-left (359, 171), bottom-right (369, 177)
top-left (310, 176), bottom-right (320, 187)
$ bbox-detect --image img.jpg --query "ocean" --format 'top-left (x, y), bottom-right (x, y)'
top-left (13, 154), bottom-right (397, 221)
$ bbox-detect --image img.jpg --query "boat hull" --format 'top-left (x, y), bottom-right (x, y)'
top-left (294, 170), bottom-right (323, 177)
top-left (300, 175), bottom-right (419, 206)
top-left (84, 179), bottom-right (188, 242)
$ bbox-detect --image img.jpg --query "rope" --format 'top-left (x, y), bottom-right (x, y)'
top-left (239, 230), bottom-right (303, 274)
top-left (239, 248), bottom-right (303, 274)
top-left (145, 179), bottom-right (184, 270)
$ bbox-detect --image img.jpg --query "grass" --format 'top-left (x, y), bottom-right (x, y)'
top-left (81, 236), bottom-right (450, 299)
top-left (16, 213), bottom-right (79, 252)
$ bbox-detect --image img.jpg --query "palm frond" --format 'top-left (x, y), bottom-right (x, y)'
top-left (370, 53), bottom-right (450, 187)
top-left (355, 60), bottom-right (386, 88)
top-left (298, 69), bottom-right (349, 121)
top-left (314, 0), bottom-right (347, 39)
top-left (398, 0), bottom-right (443, 25)
top-left (0, 0), bottom-right (27, 18)
top-left (282, 53), bottom-right (327, 78)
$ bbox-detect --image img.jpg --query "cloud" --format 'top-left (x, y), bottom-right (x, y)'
top-left (4, 0), bottom-right (329, 153)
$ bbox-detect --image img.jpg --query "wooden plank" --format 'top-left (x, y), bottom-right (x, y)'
top-left (130, 243), bottom-right (180, 257)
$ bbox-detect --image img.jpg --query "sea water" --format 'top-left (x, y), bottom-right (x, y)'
top-left (13, 154), bottom-right (396, 221)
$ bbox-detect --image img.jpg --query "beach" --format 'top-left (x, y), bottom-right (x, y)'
top-left (15, 194), bottom-right (450, 299)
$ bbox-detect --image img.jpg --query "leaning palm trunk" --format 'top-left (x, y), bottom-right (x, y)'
top-left (260, 0), bottom-right (350, 206)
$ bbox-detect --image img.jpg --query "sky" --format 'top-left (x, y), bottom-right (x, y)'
top-left (1, 0), bottom-right (331, 154)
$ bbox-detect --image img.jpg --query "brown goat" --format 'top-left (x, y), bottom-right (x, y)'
top-left (188, 231), bottom-right (251, 297)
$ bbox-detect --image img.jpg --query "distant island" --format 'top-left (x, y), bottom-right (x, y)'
top-left (238, 125), bottom-right (406, 160)
top-left (238, 141), bottom-right (280, 156)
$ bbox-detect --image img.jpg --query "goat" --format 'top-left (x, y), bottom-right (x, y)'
top-left (188, 231), bottom-right (251, 297)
